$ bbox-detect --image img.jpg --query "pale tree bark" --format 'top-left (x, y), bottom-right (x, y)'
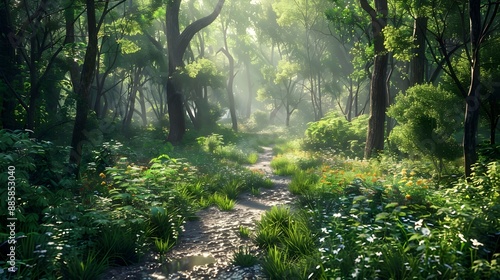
top-left (360, 0), bottom-right (389, 158)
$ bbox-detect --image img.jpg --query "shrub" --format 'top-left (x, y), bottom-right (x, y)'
top-left (387, 84), bottom-right (462, 171)
top-left (303, 113), bottom-right (367, 158)
top-left (249, 110), bottom-right (270, 131)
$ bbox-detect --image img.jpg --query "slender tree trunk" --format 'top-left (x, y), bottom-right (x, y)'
top-left (464, 0), bottom-right (481, 177)
top-left (245, 61), bottom-right (253, 119)
top-left (410, 17), bottom-right (428, 86)
top-left (218, 47), bottom-right (238, 132)
top-left (123, 67), bottom-right (141, 132)
top-left (68, 0), bottom-right (98, 176)
top-left (361, 0), bottom-right (389, 158)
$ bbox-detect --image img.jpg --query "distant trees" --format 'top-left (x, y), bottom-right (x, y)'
top-left (0, 0), bottom-right (499, 178)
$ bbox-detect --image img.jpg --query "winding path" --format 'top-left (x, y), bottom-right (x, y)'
top-left (102, 147), bottom-right (294, 280)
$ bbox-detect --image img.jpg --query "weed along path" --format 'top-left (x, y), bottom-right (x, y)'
top-left (102, 147), bottom-right (294, 280)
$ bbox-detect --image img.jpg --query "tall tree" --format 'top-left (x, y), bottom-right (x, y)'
top-left (462, 0), bottom-right (500, 176)
top-left (68, 0), bottom-right (125, 176)
top-left (165, 0), bottom-right (225, 144)
top-left (360, 0), bottom-right (389, 158)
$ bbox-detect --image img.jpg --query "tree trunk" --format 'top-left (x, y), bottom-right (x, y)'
top-left (0, 0), bottom-right (20, 130)
top-left (361, 0), bottom-right (389, 158)
top-left (245, 61), bottom-right (253, 119)
top-left (464, 0), bottom-right (481, 177)
top-left (218, 47), bottom-right (238, 132)
top-left (123, 67), bottom-right (142, 132)
top-left (165, 0), bottom-right (225, 144)
top-left (68, 0), bottom-right (99, 176)
top-left (410, 17), bottom-right (428, 86)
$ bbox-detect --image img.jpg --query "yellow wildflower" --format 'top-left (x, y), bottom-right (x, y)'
top-left (99, 172), bottom-right (106, 179)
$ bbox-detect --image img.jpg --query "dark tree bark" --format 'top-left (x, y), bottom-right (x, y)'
top-left (122, 66), bottom-right (143, 133)
top-left (0, 0), bottom-right (21, 130)
top-left (165, 0), bottom-right (225, 144)
top-left (68, 0), bottom-right (98, 175)
top-left (360, 0), bottom-right (389, 158)
top-left (410, 17), bottom-right (428, 86)
top-left (464, 0), bottom-right (481, 178)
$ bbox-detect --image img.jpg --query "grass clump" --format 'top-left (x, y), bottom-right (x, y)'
top-left (270, 155), bottom-right (298, 176)
top-left (61, 250), bottom-right (109, 280)
top-left (239, 225), bottom-right (251, 238)
top-left (232, 247), bottom-right (259, 267)
top-left (289, 170), bottom-right (319, 195)
top-left (211, 193), bottom-right (236, 211)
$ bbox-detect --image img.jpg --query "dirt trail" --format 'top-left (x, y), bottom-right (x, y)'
top-left (102, 147), bottom-right (294, 280)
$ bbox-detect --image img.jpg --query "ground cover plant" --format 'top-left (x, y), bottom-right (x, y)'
top-left (261, 140), bottom-right (500, 279)
top-left (0, 129), bottom-right (272, 279)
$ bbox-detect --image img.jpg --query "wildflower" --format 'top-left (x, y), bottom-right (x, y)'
top-left (355, 255), bottom-right (363, 263)
top-left (421, 227), bottom-right (431, 236)
top-left (416, 179), bottom-right (424, 185)
top-left (410, 170), bottom-right (416, 176)
top-left (321, 227), bottom-right (328, 234)
top-left (352, 268), bottom-right (360, 278)
top-left (333, 213), bottom-right (342, 218)
top-left (415, 219), bottom-right (424, 230)
top-left (101, 181), bottom-right (106, 185)
top-left (405, 194), bottom-right (412, 200)
top-left (375, 251), bottom-right (382, 257)
top-left (471, 239), bottom-right (483, 247)
top-left (99, 172), bottom-right (106, 179)
top-left (458, 233), bottom-right (467, 243)
top-left (405, 181), bottom-right (414, 187)
top-left (367, 234), bottom-right (376, 243)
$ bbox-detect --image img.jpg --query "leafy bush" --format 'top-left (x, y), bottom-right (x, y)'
top-left (248, 110), bottom-right (271, 131)
top-left (303, 113), bottom-right (367, 158)
top-left (387, 84), bottom-right (462, 171)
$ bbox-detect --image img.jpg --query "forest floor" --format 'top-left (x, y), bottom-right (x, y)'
top-left (101, 147), bottom-right (294, 280)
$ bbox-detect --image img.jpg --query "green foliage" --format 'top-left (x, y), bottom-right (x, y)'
top-left (303, 113), bottom-right (368, 158)
top-left (270, 155), bottom-right (298, 175)
top-left (383, 25), bottom-right (414, 61)
top-left (238, 225), bottom-right (251, 238)
top-left (232, 247), bottom-right (259, 267)
top-left (248, 110), bottom-right (271, 131)
top-left (211, 193), bottom-right (236, 211)
top-left (197, 133), bottom-right (224, 153)
top-left (388, 84), bottom-right (462, 171)
top-left (61, 250), bottom-right (109, 280)
top-left (96, 223), bottom-right (145, 266)
top-left (282, 147), bottom-right (500, 279)
top-left (289, 170), bottom-right (318, 195)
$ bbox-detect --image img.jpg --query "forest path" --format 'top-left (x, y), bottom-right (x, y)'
top-left (102, 146), bottom-right (294, 280)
